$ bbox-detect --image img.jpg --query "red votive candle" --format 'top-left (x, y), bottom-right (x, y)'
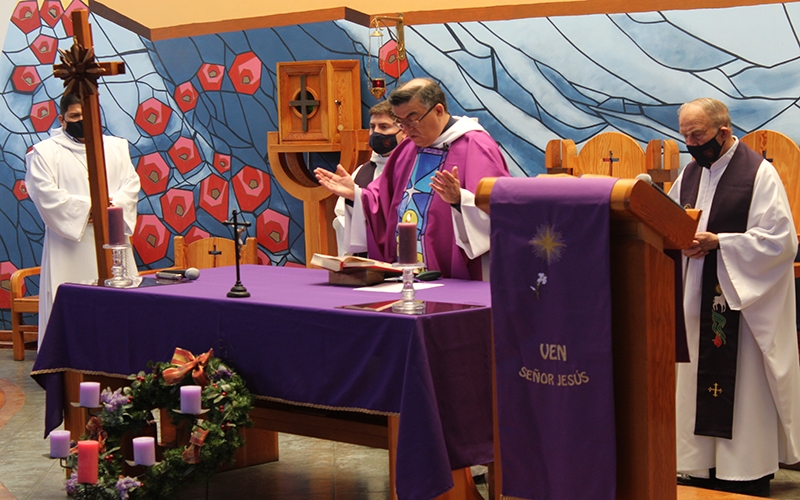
top-left (397, 222), bottom-right (417, 264)
top-left (107, 206), bottom-right (125, 245)
top-left (77, 440), bottom-right (99, 484)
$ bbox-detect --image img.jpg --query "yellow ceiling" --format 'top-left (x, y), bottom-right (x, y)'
top-left (89, 0), bottom-right (780, 41)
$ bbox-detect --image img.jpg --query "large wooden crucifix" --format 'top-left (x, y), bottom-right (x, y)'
top-left (53, 9), bottom-right (126, 282)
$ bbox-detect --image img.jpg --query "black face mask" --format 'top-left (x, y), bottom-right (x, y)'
top-left (65, 120), bottom-right (84, 139)
top-left (686, 130), bottom-right (723, 168)
top-left (369, 132), bottom-right (398, 155)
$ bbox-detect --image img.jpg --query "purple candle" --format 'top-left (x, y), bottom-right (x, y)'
top-left (49, 430), bottom-right (71, 458)
top-left (107, 206), bottom-right (126, 245)
top-left (180, 385), bottom-right (202, 414)
top-left (79, 382), bottom-right (100, 408)
top-left (397, 222), bottom-right (417, 264)
top-left (132, 436), bottom-right (156, 466)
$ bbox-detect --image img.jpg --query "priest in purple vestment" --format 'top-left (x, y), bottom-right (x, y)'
top-left (315, 78), bottom-right (510, 281)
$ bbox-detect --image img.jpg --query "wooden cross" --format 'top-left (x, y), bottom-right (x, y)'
top-left (708, 383), bottom-right (722, 397)
top-left (601, 150), bottom-right (619, 176)
top-left (289, 75), bottom-right (319, 132)
top-left (208, 245), bottom-right (222, 267)
top-left (762, 150), bottom-right (774, 163)
top-left (53, 10), bottom-right (126, 282)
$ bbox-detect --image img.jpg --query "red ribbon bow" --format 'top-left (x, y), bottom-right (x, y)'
top-left (181, 427), bottom-right (209, 464)
top-left (162, 348), bottom-right (213, 386)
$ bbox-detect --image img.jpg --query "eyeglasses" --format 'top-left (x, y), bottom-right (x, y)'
top-left (393, 105), bottom-right (436, 130)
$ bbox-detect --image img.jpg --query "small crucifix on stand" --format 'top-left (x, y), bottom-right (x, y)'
top-left (52, 9), bottom-right (126, 283)
top-left (223, 210), bottom-right (252, 298)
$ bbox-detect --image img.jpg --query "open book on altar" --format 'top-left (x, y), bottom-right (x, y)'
top-left (310, 254), bottom-right (401, 285)
top-left (310, 254), bottom-right (398, 273)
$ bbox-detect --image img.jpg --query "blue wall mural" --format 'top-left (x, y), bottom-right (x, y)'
top-left (2, 1), bottom-right (800, 327)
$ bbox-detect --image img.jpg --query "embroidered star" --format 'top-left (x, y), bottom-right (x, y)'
top-left (530, 224), bottom-right (565, 264)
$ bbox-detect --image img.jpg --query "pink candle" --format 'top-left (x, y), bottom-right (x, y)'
top-left (49, 430), bottom-right (71, 458)
top-left (180, 385), bottom-right (202, 414)
top-left (77, 440), bottom-right (99, 484)
top-left (132, 436), bottom-right (156, 466)
top-left (79, 382), bottom-right (100, 408)
top-left (107, 206), bottom-right (126, 245)
top-left (397, 222), bottom-right (417, 264)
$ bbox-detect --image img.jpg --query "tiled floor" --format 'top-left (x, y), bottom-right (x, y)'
top-left (2, 347), bottom-right (800, 499)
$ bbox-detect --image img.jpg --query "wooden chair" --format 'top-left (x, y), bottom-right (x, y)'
top-left (10, 266), bottom-right (40, 361)
top-left (172, 235), bottom-right (258, 269)
top-left (545, 131), bottom-right (680, 188)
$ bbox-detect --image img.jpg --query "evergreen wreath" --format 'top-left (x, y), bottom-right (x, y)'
top-left (63, 348), bottom-right (254, 500)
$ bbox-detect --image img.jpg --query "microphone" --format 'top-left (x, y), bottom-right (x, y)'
top-left (635, 173), bottom-right (684, 210)
top-left (155, 268), bottom-right (200, 281)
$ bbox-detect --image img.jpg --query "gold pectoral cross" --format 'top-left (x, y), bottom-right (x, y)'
top-left (708, 383), bottom-right (723, 397)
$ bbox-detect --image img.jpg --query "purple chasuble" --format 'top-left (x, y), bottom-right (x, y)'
top-left (361, 131), bottom-right (509, 280)
top-left (490, 176), bottom-right (617, 500)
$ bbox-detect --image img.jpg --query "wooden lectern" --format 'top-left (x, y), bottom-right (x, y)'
top-left (476, 177), bottom-right (699, 500)
top-left (266, 60), bottom-right (371, 263)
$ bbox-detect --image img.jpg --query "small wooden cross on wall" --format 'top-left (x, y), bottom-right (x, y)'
top-left (52, 9), bottom-right (126, 283)
top-left (762, 150), bottom-right (774, 163)
top-left (602, 150), bottom-right (619, 176)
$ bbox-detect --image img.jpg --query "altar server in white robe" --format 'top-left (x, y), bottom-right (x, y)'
top-left (670, 97), bottom-right (800, 497)
top-left (25, 93), bottom-right (140, 349)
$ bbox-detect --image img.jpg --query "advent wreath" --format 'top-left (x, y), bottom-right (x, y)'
top-left (63, 348), bottom-right (254, 500)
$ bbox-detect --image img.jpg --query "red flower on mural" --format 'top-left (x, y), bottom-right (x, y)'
top-left (256, 209), bottom-right (289, 254)
top-left (199, 174), bottom-right (229, 223)
top-left (133, 214), bottom-right (170, 265)
top-left (174, 82), bottom-right (199, 112)
top-left (30, 101), bottom-right (57, 132)
top-left (136, 153), bottom-right (170, 195)
top-left (228, 52), bottom-right (262, 95)
top-left (135, 98), bottom-right (172, 136)
top-left (198, 63), bottom-right (225, 91)
top-left (11, 1), bottom-right (40, 34)
top-left (168, 137), bottom-right (202, 175)
top-left (232, 166), bottom-right (270, 212)
top-left (12, 66), bottom-right (40, 93)
top-left (160, 189), bottom-right (196, 234)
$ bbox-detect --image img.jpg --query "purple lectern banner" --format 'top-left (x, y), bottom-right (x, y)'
top-left (490, 176), bottom-right (617, 500)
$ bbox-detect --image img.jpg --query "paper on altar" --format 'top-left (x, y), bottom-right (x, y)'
top-left (354, 282), bottom-right (444, 293)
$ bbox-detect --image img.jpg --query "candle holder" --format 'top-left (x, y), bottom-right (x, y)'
top-left (391, 263), bottom-right (425, 314)
top-left (102, 243), bottom-right (133, 288)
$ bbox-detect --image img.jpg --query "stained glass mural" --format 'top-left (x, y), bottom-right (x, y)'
top-left (3, 2), bottom-right (800, 328)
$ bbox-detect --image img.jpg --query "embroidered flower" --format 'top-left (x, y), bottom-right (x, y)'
top-left (531, 273), bottom-right (548, 300)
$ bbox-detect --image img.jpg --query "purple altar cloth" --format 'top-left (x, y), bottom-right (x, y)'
top-left (31, 265), bottom-right (493, 500)
top-left (490, 177), bottom-right (617, 500)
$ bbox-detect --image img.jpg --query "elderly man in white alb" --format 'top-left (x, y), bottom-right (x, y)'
top-left (669, 97), bottom-right (800, 497)
top-left (25, 92), bottom-right (140, 349)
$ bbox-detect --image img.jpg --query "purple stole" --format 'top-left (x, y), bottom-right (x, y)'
top-left (679, 143), bottom-right (761, 439)
top-left (490, 177), bottom-right (617, 500)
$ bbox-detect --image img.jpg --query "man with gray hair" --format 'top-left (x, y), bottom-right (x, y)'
top-left (316, 78), bottom-right (509, 280)
top-left (669, 97), bottom-right (800, 496)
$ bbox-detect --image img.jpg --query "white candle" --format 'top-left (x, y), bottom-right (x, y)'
top-left (79, 382), bottom-right (100, 408)
top-left (49, 430), bottom-right (71, 458)
top-left (180, 385), bottom-right (202, 414)
top-left (132, 436), bottom-right (156, 466)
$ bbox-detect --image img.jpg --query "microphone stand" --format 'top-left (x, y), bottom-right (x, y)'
top-left (223, 210), bottom-right (251, 298)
